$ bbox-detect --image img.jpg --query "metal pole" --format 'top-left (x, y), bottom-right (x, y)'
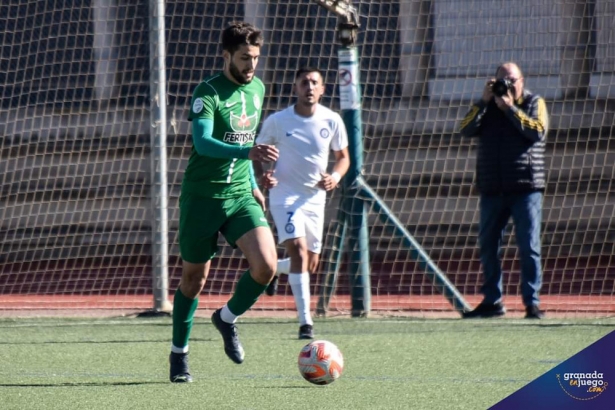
top-left (338, 47), bottom-right (371, 316)
top-left (313, 0), bottom-right (371, 317)
top-left (145, 0), bottom-right (171, 314)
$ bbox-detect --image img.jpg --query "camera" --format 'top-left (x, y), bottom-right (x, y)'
top-left (491, 79), bottom-right (512, 97)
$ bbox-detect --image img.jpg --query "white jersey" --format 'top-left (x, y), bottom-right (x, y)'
top-left (256, 104), bottom-right (348, 207)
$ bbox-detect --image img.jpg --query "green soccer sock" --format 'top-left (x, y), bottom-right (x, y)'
top-left (172, 288), bottom-right (199, 352)
top-left (227, 270), bottom-right (268, 316)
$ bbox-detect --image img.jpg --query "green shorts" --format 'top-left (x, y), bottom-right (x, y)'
top-left (179, 193), bottom-right (270, 264)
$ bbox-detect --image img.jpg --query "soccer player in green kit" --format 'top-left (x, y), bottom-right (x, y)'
top-left (169, 21), bottom-right (279, 383)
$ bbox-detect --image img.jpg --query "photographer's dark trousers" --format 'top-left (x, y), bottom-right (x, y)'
top-left (478, 191), bottom-right (543, 307)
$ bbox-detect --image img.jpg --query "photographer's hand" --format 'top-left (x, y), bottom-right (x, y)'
top-left (482, 78), bottom-right (495, 103)
top-left (494, 91), bottom-right (514, 111)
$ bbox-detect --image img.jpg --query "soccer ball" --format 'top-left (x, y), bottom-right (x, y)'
top-left (297, 340), bottom-right (344, 385)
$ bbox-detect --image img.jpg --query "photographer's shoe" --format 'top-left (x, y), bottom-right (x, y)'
top-left (462, 302), bottom-right (506, 319)
top-left (525, 305), bottom-right (544, 319)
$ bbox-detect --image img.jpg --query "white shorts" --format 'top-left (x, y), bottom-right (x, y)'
top-left (270, 203), bottom-right (324, 254)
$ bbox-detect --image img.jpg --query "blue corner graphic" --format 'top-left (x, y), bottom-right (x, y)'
top-left (491, 330), bottom-right (614, 410)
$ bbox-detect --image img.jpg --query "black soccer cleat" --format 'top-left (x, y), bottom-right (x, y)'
top-left (462, 302), bottom-right (506, 319)
top-left (211, 308), bottom-right (245, 364)
top-left (265, 275), bottom-right (279, 296)
top-left (298, 324), bottom-right (314, 340)
top-left (169, 352), bottom-right (193, 383)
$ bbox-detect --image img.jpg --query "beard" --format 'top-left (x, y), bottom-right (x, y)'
top-left (229, 61), bottom-right (253, 85)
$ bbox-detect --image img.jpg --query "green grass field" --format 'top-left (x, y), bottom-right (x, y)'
top-left (1, 315), bottom-right (613, 410)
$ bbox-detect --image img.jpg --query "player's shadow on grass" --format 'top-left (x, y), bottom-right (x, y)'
top-left (0, 381), bottom-right (167, 387)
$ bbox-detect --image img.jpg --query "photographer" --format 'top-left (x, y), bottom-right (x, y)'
top-left (459, 62), bottom-right (549, 319)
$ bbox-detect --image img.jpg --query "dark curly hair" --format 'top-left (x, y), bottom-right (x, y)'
top-left (222, 21), bottom-right (263, 54)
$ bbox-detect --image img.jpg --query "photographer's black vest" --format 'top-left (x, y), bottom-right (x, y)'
top-left (476, 93), bottom-right (546, 195)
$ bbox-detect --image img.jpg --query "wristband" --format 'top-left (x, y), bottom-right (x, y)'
top-left (331, 172), bottom-right (341, 183)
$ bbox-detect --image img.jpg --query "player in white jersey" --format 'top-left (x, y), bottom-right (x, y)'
top-left (255, 67), bottom-right (350, 339)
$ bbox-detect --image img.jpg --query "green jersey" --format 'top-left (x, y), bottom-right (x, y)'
top-left (182, 73), bottom-right (265, 198)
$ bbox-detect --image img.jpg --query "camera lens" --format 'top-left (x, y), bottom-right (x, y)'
top-left (491, 79), bottom-right (510, 97)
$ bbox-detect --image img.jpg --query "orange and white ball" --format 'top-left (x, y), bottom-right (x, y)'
top-left (298, 340), bottom-right (344, 385)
